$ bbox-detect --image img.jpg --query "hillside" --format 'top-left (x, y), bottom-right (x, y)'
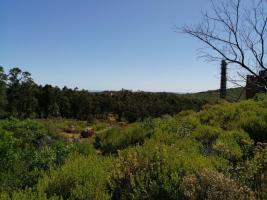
top-left (0, 93), bottom-right (266, 199)
top-left (183, 87), bottom-right (246, 102)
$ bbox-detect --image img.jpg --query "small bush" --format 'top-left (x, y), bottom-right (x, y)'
top-left (192, 125), bottom-right (221, 155)
top-left (238, 115), bottom-right (267, 142)
top-left (213, 130), bottom-right (253, 162)
top-left (95, 123), bottom-right (151, 154)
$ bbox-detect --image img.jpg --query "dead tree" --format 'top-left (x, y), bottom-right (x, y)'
top-left (246, 69), bottom-right (267, 98)
top-left (220, 60), bottom-right (227, 99)
top-left (181, 0), bottom-right (267, 90)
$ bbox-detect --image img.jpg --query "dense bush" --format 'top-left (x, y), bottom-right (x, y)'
top-left (182, 170), bottom-right (255, 200)
top-left (94, 123), bottom-right (152, 154)
top-left (237, 143), bottom-right (267, 199)
top-left (106, 94), bottom-right (267, 199)
top-left (0, 189), bottom-right (49, 200)
top-left (198, 95), bottom-right (267, 142)
top-left (238, 114), bottom-right (267, 142)
top-left (0, 119), bottom-right (74, 193)
top-left (213, 130), bottom-right (253, 162)
top-left (37, 154), bottom-right (113, 200)
top-left (109, 141), bottom-right (219, 200)
top-left (192, 125), bottom-right (221, 155)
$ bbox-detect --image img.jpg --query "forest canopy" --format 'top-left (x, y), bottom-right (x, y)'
top-left (0, 66), bottom-right (207, 122)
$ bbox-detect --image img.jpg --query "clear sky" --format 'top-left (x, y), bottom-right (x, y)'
top-left (1, 0), bottom-right (224, 93)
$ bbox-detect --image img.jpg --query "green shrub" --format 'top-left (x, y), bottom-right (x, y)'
top-left (37, 118), bottom-right (103, 138)
top-left (0, 129), bottom-right (18, 167)
top-left (213, 130), bottom-right (253, 162)
top-left (0, 189), bottom-right (52, 200)
top-left (73, 140), bottom-right (98, 156)
top-left (109, 141), bottom-right (217, 200)
top-left (153, 116), bottom-right (181, 135)
top-left (238, 115), bottom-right (267, 142)
top-left (95, 123), bottom-right (151, 154)
top-left (176, 113), bottom-right (200, 137)
top-left (192, 125), bottom-right (221, 155)
top-left (37, 154), bottom-right (113, 200)
top-left (198, 98), bottom-right (267, 142)
top-left (240, 143), bottom-right (267, 199)
top-left (0, 119), bottom-right (74, 193)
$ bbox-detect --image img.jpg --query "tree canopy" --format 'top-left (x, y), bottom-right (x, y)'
top-left (0, 67), bottom-right (207, 122)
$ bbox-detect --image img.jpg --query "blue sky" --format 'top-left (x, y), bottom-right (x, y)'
top-left (1, 0), bottom-right (223, 93)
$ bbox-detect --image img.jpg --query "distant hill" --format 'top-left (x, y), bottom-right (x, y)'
top-left (182, 87), bottom-right (246, 102)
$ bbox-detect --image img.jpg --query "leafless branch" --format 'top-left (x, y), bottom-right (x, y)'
top-left (180, 0), bottom-right (267, 85)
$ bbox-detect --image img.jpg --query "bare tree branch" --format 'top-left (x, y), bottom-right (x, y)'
top-left (180, 0), bottom-right (267, 86)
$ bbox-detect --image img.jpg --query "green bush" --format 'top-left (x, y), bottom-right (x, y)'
top-left (0, 129), bottom-right (18, 167)
top-left (238, 114), bottom-right (267, 142)
top-left (0, 189), bottom-right (51, 200)
top-left (198, 98), bottom-right (267, 142)
top-left (73, 140), bottom-right (98, 156)
top-left (239, 143), bottom-right (267, 199)
top-left (95, 123), bottom-right (151, 154)
top-left (213, 130), bottom-right (253, 162)
top-left (37, 154), bottom-right (113, 200)
top-left (191, 125), bottom-right (221, 155)
top-left (0, 119), bottom-right (74, 193)
top-left (109, 141), bottom-right (217, 200)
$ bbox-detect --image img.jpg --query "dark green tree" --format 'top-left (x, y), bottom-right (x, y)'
top-left (7, 68), bottom-right (38, 118)
top-left (18, 71), bottom-right (38, 117)
top-left (0, 66), bottom-right (7, 118)
top-left (7, 68), bottom-right (22, 117)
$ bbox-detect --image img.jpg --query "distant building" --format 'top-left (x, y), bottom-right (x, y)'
top-left (246, 70), bottom-right (267, 98)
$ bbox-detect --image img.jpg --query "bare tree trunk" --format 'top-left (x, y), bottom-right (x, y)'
top-left (220, 60), bottom-right (227, 99)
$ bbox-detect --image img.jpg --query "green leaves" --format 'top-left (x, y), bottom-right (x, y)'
top-left (0, 119), bottom-right (74, 193)
top-left (37, 154), bottom-right (113, 200)
top-left (213, 130), bottom-right (252, 161)
top-left (95, 123), bottom-right (151, 154)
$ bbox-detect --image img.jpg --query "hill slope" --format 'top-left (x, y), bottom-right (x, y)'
top-left (182, 87), bottom-right (246, 102)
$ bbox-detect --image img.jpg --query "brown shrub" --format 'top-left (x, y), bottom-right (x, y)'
top-left (182, 169), bottom-right (255, 200)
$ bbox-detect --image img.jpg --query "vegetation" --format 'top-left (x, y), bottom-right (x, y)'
top-left (183, 87), bottom-right (246, 102)
top-left (0, 119), bottom-right (74, 193)
top-left (0, 66), bottom-right (208, 123)
top-left (0, 92), bottom-right (267, 199)
top-left (2, 0), bottom-right (266, 199)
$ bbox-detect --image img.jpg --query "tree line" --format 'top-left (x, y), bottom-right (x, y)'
top-left (0, 67), bottom-right (207, 122)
